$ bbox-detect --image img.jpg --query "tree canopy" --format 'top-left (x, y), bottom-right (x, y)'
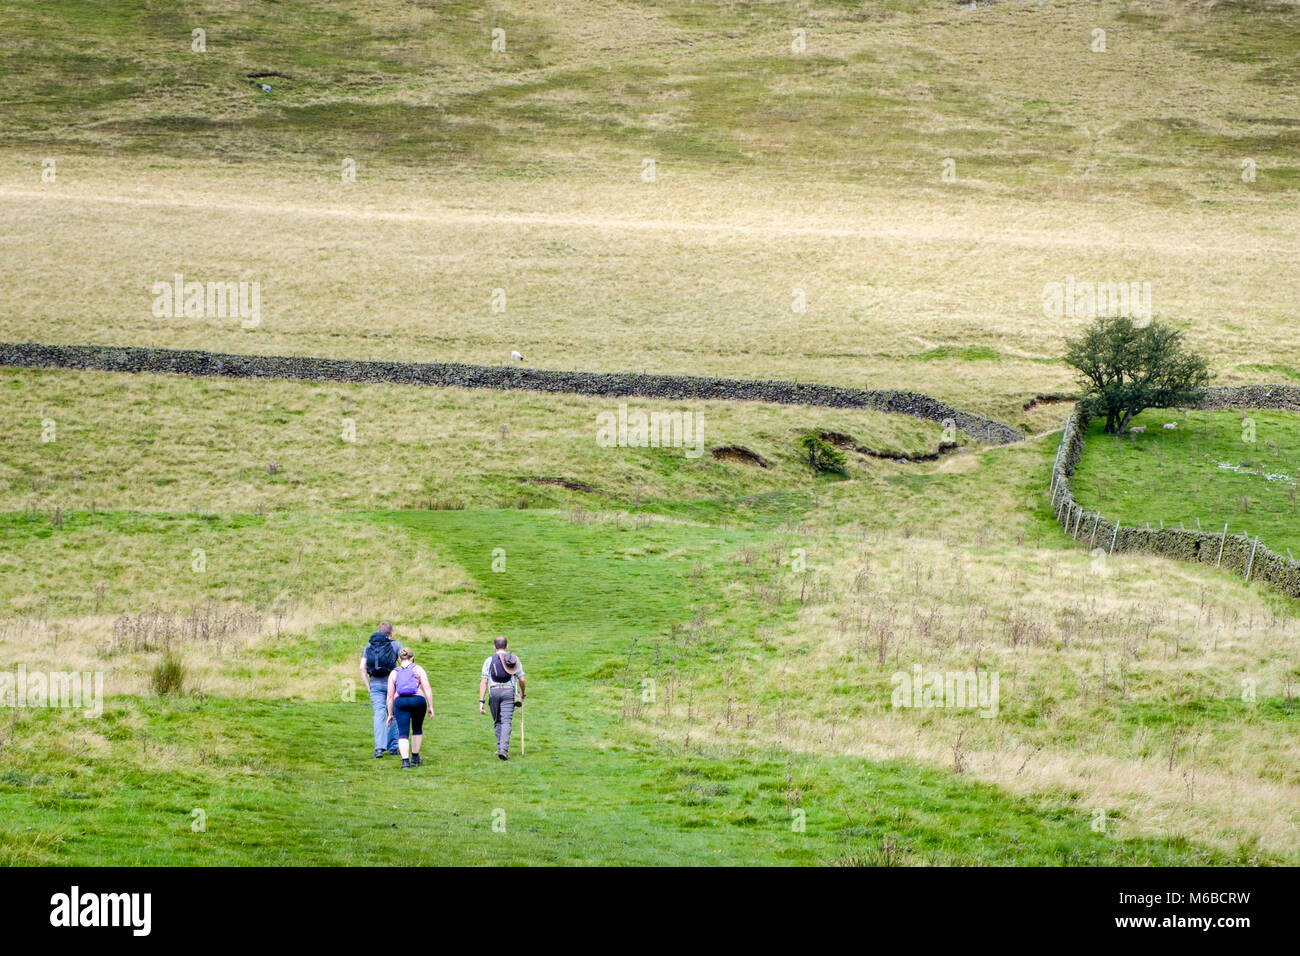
top-left (1063, 317), bottom-right (1211, 434)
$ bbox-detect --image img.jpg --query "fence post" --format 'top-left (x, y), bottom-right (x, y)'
top-left (1090, 513), bottom-right (1100, 546)
top-left (1109, 522), bottom-right (1119, 555)
top-left (1216, 523), bottom-right (1228, 567)
top-left (1245, 536), bottom-right (1260, 583)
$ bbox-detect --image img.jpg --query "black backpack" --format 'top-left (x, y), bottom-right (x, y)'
top-left (365, 635), bottom-right (398, 678)
top-left (489, 653), bottom-right (511, 683)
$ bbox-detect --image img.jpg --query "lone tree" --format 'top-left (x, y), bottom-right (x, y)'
top-left (1063, 316), bottom-right (1211, 434)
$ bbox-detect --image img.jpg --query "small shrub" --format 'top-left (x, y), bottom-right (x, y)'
top-left (152, 652), bottom-right (187, 697)
top-left (797, 432), bottom-right (847, 476)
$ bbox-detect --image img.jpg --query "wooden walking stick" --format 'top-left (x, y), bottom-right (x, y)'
top-left (520, 705), bottom-right (525, 757)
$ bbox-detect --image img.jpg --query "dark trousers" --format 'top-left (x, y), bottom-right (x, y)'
top-left (393, 695), bottom-right (426, 740)
top-left (488, 684), bottom-right (515, 754)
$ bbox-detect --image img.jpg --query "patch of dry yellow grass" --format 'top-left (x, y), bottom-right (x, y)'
top-left (0, 365), bottom-right (948, 513)
top-left (0, 153), bottom-right (1294, 424)
top-left (0, 557), bottom-right (480, 704)
top-left (641, 525), bottom-right (1300, 860)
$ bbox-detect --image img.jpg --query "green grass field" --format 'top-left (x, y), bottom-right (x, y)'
top-left (1, 0), bottom-right (1297, 866)
top-left (1, 371), bottom-right (1295, 864)
top-left (0, 507), bottom-right (1251, 865)
top-left (1073, 410), bottom-right (1300, 557)
top-left (0, 366), bottom-right (952, 515)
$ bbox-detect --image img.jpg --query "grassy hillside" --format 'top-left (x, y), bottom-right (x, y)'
top-left (6, 0), bottom-right (1299, 187)
top-left (1, 374), bottom-right (1296, 862)
top-left (1, 1), bottom-right (1299, 418)
top-left (0, 506), bottom-right (1266, 865)
top-left (0, 0), bottom-right (1297, 866)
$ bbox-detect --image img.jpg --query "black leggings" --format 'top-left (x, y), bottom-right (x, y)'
top-left (393, 695), bottom-right (427, 740)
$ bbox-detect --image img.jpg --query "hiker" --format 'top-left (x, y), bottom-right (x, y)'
top-left (478, 636), bottom-right (526, 760)
top-left (386, 649), bottom-right (434, 770)
top-left (360, 622), bottom-right (402, 758)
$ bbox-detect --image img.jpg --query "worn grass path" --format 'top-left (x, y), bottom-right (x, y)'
top-left (0, 508), bottom-right (1227, 865)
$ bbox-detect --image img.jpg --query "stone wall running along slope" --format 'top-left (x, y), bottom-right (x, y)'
top-left (0, 342), bottom-right (1025, 444)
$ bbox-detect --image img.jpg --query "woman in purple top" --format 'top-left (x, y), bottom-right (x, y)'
top-left (386, 649), bottom-right (434, 769)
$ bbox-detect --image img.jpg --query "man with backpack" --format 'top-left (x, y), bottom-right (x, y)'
top-left (360, 622), bottom-right (402, 758)
top-left (478, 636), bottom-right (526, 760)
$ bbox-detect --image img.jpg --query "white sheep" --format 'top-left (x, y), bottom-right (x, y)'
top-left (510, 351), bottom-right (524, 362)
top-left (1130, 425), bottom-right (1146, 434)
top-left (1163, 422), bottom-right (1177, 430)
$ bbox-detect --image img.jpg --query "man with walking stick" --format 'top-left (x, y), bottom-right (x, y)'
top-left (478, 636), bottom-right (526, 760)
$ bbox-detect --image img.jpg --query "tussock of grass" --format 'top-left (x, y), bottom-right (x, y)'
top-left (150, 652), bottom-right (186, 697)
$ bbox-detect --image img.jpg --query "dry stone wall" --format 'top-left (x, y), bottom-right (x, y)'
top-left (0, 342), bottom-right (1025, 444)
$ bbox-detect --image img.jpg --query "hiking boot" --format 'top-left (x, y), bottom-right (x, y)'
top-left (498, 750), bottom-right (509, 761)
top-left (388, 748), bottom-right (401, 756)
top-left (374, 748), bottom-right (385, 758)
top-left (401, 758), bottom-right (412, 769)
top-left (411, 754), bottom-right (422, 767)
